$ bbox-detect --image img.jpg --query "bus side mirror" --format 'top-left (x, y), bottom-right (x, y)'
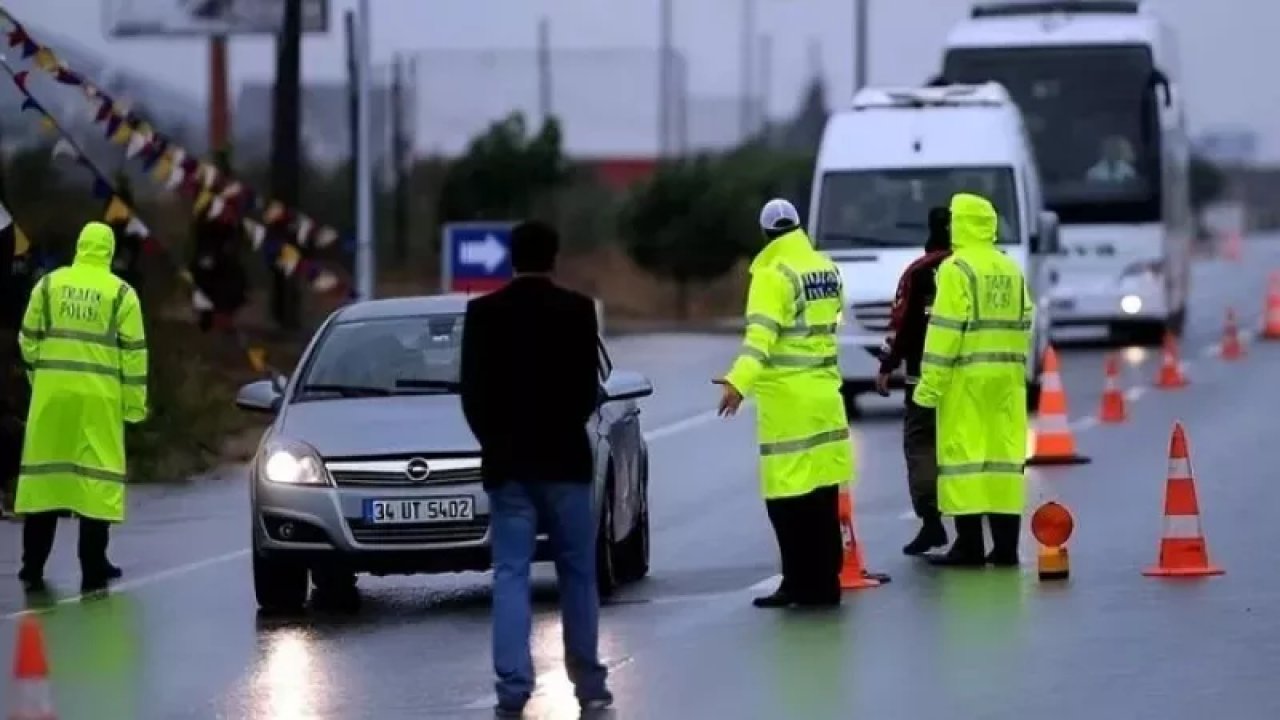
top-left (1033, 211), bottom-right (1061, 256)
top-left (1150, 69), bottom-right (1173, 109)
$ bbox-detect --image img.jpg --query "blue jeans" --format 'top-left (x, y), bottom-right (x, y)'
top-left (488, 481), bottom-right (609, 708)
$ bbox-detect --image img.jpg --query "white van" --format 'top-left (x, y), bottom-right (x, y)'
top-left (808, 83), bottom-right (1057, 416)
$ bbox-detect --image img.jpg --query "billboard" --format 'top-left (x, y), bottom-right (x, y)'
top-left (103, 0), bottom-right (329, 37)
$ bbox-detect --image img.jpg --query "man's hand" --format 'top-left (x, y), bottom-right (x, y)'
top-left (874, 372), bottom-right (891, 397)
top-left (712, 378), bottom-right (744, 417)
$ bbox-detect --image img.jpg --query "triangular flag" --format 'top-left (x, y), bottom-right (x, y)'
top-left (20, 38), bottom-right (37, 59)
top-left (244, 219), bottom-right (266, 250)
top-left (104, 196), bottom-right (131, 224)
top-left (150, 152), bottom-right (174, 182)
top-left (193, 189), bottom-right (213, 216)
top-left (295, 216), bottom-right (314, 245)
top-left (110, 121), bottom-right (131, 145)
top-left (53, 67), bottom-right (79, 85)
top-left (246, 347), bottom-right (267, 373)
top-left (50, 138), bottom-right (78, 161)
top-left (201, 164), bottom-right (219, 189)
top-left (33, 47), bottom-right (58, 71)
top-left (11, 70), bottom-right (28, 92)
top-left (0, 201), bottom-right (11, 230)
top-left (103, 114), bottom-right (122, 139)
top-left (37, 116), bottom-right (56, 135)
top-left (222, 181), bottom-right (242, 198)
top-left (14, 226), bottom-right (30, 257)
top-left (191, 288), bottom-right (214, 311)
top-left (312, 271), bottom-right (340, 293)
top-left (125, 131), bottom-right (149, 158)
top-left (207, 195), bottom-right (226, 220)
top-left (264, 201), bottom-right (286, 224)
top-left (178, 269), bottom-right (194, 284)
top-left (165, 165), bottom-right (185, 191)
top-left (170, 147), bottom-right (187, 168)
top-left (315, 227), bottom-right (339, 249)
top-left (126, 216), bottom-right (149, 238)
top-left (94, 98), bottom-right (113, 123)
top-left (277, 243), bottom-right (302, 275)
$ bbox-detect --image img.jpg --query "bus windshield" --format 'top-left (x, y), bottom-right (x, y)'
top-left (815, 166), bottom-right (1020, 250)
top-left (942, 44), bottom-right (1160, 214)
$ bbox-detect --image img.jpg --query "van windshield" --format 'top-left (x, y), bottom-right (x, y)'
top-left (815, 166), bottom-right (1021, 250)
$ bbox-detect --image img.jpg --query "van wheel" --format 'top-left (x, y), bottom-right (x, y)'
top-left (596, 478), bottom-right (620, 600)
top-left (254, 551), bottom-right (309, 614)
top-left (617, 458), bottom-right (650, 583)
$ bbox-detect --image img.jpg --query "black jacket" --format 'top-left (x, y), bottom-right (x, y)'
top-left (879, 249), bottom-right (952, 382)
top-left (459, 276), bottom-right (600, 490)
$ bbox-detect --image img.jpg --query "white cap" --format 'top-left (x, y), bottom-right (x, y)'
top-left (759, 198), bottom-right (800, 232)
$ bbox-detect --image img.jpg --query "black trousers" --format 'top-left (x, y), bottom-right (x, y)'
top-left (903, 385), bottom-right (941, 522)
top-left (21, 511), bottom-right (111, 579)
top-left (765, 485), bottom-right (842, 601)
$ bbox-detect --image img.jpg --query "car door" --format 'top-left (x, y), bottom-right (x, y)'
top-left (597, 338), bottom-right (643, 540)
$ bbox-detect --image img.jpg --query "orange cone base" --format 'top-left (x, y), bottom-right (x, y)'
top-left (1156, 378), bottom-right (1188, 390)
top-left (840, 571), bottom-right (882, 590)
top-left (1099, 410), bottom-right (1126, 424)
top-left (1026, 454), bottom-right (1092, 467)
top-left (1142, 565), bottom-right (1224, 578)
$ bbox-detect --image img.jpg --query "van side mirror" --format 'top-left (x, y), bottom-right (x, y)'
top-left (1033, 211), bottom-right (1061, 256)
top-left (1150, 69), bottom-right (1173, 109)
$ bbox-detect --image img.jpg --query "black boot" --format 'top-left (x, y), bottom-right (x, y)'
top-left (903, 497), bottom-right (948, 556)
top-left (929, 515), bottom-right (986, 567)
top-left (752, 587), bottom-right (796, 609)
top-left (985, 513), bottom-right (1021, 567)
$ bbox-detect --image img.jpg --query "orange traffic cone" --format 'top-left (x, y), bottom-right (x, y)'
top-left (1154, 332), bottom-right (1188, 389)
top-left (1098, 353), bottom-right (1126, 424)
top-left (7, 616), bottom-right (55, 720)
top-left (1262, 272), bottom-right (1280, 340)
top-left (837, 486), bottom-right (889, 590)
top-left (1220, 308), bottom-right (1244, 361)
top-left (1026, 346), bottom-right (1091, 466)
top-left (1144, 422), bottom-right (1223, 578)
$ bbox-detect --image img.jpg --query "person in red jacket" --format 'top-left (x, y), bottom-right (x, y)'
top-left (875, 207), bottom-right (952, 555)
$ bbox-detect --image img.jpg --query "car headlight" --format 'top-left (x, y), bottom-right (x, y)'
top-left (258, 438), bottom-right (329, 486)
top-left (1120, 260), bottom-right (1163, 280)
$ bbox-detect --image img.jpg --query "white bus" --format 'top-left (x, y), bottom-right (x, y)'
top-left (938, 0), bottom-right (1194, 344)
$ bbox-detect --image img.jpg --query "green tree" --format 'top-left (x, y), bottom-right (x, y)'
top-left (437, 112), bottom-right (569, 222)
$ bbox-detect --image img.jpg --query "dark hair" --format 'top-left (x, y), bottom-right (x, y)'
top-left (510, 220), bottom-right (560, 274)
top-left (926, 207), bottom-right (951, 251)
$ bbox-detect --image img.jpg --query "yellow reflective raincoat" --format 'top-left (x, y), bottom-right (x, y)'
top-left (725, 228), bottom-right (854, 500)
top-left (914, 193), bottom-right (1031, 516)
top-left (16, 222), bottom-right (148, 522)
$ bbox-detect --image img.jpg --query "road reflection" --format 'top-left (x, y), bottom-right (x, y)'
top-left (249, 627), bottom-right (329, 720)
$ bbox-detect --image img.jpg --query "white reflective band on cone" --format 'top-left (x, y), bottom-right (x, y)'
top-left (1042, 373), bottom-right (1062, 392)
top-left (1166, 457), bottom-right (1192, 481)
top-left (1162, 514), bottom-right (1203, 539)
top-left (1036, 414), bottom-right (1071, 433)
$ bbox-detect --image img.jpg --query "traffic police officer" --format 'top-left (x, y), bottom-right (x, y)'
top-left (913, 193), bottom-right (1031, 567)
top-left (715, 198), bottom-right (853, 608)
top-left (15, 221), bottom-right (149, 592)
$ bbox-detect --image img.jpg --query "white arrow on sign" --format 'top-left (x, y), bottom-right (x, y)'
top-left (458, 233), bottom-right (509, 273)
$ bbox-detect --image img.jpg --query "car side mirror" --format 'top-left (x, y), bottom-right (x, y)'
top-left (236, 379), bottom-right (282, 414)
top-left (601, 370), bottom-right (654, 403)
top-left (1033, 210), bottom-right (1061, 256)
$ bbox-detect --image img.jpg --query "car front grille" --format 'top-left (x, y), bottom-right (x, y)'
top-left (325, 457), bottom-right (482, 488)
top-left (851, 301), bottom-right (892, 333)
top-left (346, 519), bottom-right (489, 545)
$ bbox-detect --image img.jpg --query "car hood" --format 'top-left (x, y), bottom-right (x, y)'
top-left (276, 395), bottom-right (479, 458)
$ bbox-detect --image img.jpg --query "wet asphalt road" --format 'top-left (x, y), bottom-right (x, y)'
top-left (4, 237), bottom-right (1280, 719)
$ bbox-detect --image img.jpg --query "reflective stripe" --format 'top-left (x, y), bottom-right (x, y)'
top-left (21, 327), bottom-right (145, 350)
top-left (765, 354), bottom-right (838, 369)
top-left (952, 258), bottom-right (981, 322)
top-left (938, 461), bottom-right (1025, 477)
top-left (31, 359), bottom-right (146, 385)
top-left (39, 275), bottom-right (52, 332)
top-left (1036, 414), bottom-right (1070, 432)
top-left (760, 427), bottom-right (850, 457)
top-left (1166, 457), bottom-right (1191, 481)
top-left (928, 315), bottom-right (1032, 333)
top-left (929, 316), bottom-right (967, 331)
top-left (776, 264), bottom-right (809, 332)
top-left (779, 322), bottom-right (838, 337)
top-left (20, 462), bottom-right (126, 484)
top-left (745, 313), bottom-right (782, 333)
top-left (1162, 514), bottom-right (1201, 539)
top-left (921, 351), bottom-right (1027, 367)
top-left (738, 346), bottom-right (768, 363)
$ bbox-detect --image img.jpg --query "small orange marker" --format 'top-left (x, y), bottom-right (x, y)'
top-left (1031, 501), bottom-right (1074, 581)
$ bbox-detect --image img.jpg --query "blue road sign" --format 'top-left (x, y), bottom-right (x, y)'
top-left (442, 222), bottom-right (514, 292)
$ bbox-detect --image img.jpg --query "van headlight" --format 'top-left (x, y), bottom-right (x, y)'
top-left (258, 438), bottom-right (329, 486)
top-left (1120, 260), bottom-right (1163, 280)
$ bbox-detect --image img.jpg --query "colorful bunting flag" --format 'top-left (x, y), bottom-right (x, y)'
top-left (277, 243), bottom-right (301, 276)
top-left (104, 196), bottom-right (131, 224)
top-left (50, 137), bottom-right (78, 161)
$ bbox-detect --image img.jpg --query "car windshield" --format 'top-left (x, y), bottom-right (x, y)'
top-left (296, 313), bottom-right (464, 398)
top-left (942, 44), bottom-right (1159, 208)
top-left (815, 166), bottom-right (1020, 250)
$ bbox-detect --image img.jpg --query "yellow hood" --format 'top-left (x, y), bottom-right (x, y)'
top-left (949, 193), bottom-right (997, 251)
top-left (73, 221), bottom-right (115, 268)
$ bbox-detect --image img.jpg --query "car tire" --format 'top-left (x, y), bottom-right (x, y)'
top-left (616, 456), bottom-right (651, 584)
top-left (253, 550), bottom-right (309, 614)
top-left (311, 568), bottom-right (361, 613)
top-left (596, 477), bottom-right (620, 601)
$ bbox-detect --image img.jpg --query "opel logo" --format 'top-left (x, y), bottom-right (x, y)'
top-left (405, 458), bottom-right (431, 483)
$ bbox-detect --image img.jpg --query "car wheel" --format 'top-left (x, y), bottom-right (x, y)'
top-left (253, 550), bottom-right (309, 614)
top-left (596, 477), bottom-right (619, 600)
top-left (616, 456), bottom-right (651, 584)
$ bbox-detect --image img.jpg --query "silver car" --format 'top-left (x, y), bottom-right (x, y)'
top-left (235, 294), bottom-right (654, 613)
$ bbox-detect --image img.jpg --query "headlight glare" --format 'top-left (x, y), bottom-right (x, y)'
top-left (259, 439), bottom-right (328, 486)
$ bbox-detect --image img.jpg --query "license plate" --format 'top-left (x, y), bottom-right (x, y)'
top-left (363, 497), bottom-right (474, 524)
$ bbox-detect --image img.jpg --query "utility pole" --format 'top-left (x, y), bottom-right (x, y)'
top-left (658, 0), bottom-right (672, 156)
top-left (759, 33), bottom-right (772, 136)
top-left (853, 0), bottom-right (869, 94)
top-left (354, 0), bottom-right (374, 301)
top-left (208, 36), bottom-right (230, 154)
top-left (739, 0), bottom-right (756, 141)
top-left (537, 17), bottom-right (552, 126)
top-left (269, 0), bottom-right (303, 329)
top-left (390, 54), bottom-right (409, 263)
top-left (345, 9), bottom-right (358, 273)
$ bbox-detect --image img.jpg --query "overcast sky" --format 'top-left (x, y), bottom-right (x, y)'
top-left (5, 0), bottom-right (1278, 159)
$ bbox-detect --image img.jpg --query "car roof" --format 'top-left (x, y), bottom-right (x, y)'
top-left (331, 293), bottom-right (473, 324)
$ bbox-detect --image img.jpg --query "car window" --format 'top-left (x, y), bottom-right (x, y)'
top-left (299, 314), bottom-right (464, 394)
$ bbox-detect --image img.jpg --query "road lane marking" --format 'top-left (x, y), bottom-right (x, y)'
top-left (0, 409), bottom-right (733, 623)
